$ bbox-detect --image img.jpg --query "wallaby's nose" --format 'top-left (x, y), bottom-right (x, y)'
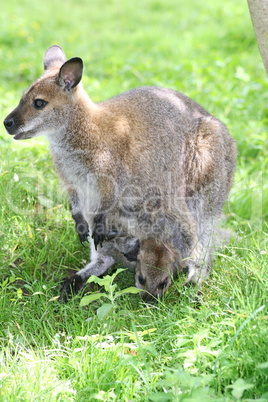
top-left (141, 292), bottom-right (158, 304)
top-left (4, 117), bottom-right (15, 130)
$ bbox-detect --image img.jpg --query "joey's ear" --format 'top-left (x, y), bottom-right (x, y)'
top-left (58, 58), bottom-right (83, 91)
top-left (163, 243), bottom-right (181, 263)
top-left (44, 45), bottom-right (66, 70)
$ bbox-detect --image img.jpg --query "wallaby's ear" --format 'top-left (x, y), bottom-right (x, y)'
top-left (58, 58), bottom-right (83, 91)
top-left (163, 243), bottom-right (181, 263)
top-left (44, 45), bottom-right (66, 71)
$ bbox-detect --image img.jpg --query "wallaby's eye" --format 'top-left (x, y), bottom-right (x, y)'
top-left (159, 278), bottom-right (168, 289)
top-left (33, 99), bottom-right (48, 109)
top-left (138, 274), bottom-right (146, 286)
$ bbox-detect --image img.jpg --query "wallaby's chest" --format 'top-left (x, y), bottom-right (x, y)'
top-left (51, 144), bottom-right (101, 219)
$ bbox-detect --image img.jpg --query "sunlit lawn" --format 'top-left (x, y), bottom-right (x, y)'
top-left (0, 0), bottom-right (267, 400)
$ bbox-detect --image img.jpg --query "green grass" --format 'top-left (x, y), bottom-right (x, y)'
top-left (0, 0), bottom-right (268, 400)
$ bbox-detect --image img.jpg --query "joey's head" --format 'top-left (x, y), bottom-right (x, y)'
top-left (4, 45), bottom-right (84, 140)
top-left (135, 238), bottom-right (181, 303)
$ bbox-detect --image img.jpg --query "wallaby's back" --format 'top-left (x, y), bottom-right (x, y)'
top-left (90, 85), bottom-right (235, 209)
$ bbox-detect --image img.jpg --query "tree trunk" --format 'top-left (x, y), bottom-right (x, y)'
top-left (248, 0), bottom-right (268, 75)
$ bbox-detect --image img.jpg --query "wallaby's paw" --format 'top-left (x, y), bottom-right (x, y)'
top-left (92, 214), bottom-right (107, 250)
top-left (59, 274), bottom-right (85, 303)
top-left (190, 290), bottom-right (203, 308)
top-left (182, 281), bottom-right (203, 308)
top-left (72, 213), bottom-right (90, 245)
top-left (123, 239), bottom-right (140, 262)
top-left (78, 229), bottom-right (90, 245)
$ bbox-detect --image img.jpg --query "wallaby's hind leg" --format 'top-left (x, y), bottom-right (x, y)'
top-left (184, 250), bottom-right (212, 286)
top-left (59, 243), bottom-right (115, 303)
top-left (183, 219), bottom-right (216, 286)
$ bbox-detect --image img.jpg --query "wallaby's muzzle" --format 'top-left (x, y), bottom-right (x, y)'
top-left (3, 108), bottom-right (25, 139)
top-left (4, 109), bottom-right (34, 140)
top-left (3, 115), bottom-right (17, 134)
top-left (3, 116), bottom-right (15, 132)
top-left (141, 291), bottom-right (158, 304)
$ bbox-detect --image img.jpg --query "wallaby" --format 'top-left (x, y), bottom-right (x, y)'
top-left (4, 45), bottom-right (237, 302)
top-left (135, 238), bottom-right (183, 303)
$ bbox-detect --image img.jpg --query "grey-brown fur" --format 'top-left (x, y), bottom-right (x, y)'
top-left (135, 238), bottom-right (183, 303)
top-left (4, 45), bottom-right (237, 302)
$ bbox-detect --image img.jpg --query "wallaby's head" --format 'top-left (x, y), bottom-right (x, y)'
top-left (135, 238), bottom-right (181, 303)
top-left (4, 45), bottom-right (84, 140)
